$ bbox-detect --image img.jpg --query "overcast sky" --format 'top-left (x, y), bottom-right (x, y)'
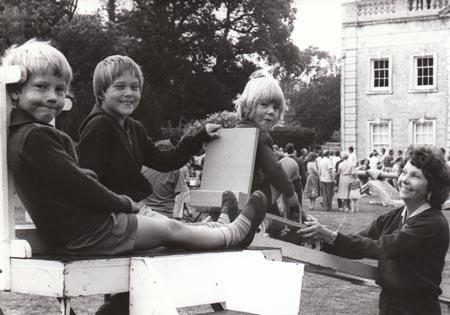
top-left (77, 0), bottom-right (342, 56)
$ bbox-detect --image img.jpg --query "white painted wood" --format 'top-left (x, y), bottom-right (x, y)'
top-left (226, 259), bottom-right (303, 315)
top-left (10, 259), bottom-right (65, 297)
top-left (9, 239), bottom-right (32, 258)
top-left (0, 65), bottom-right (26, 291)
top-left (130, 259), bottom-right (179, 315)
top-left (130, 251), bottom-right (303, 315)
top-left (64, 258), bottom-right (131, 296)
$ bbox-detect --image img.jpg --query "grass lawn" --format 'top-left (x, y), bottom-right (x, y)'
top-left (1, 195), bottom-right (450, 314)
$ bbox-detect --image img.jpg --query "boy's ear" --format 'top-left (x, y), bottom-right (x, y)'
top-left (7, 84), bottom-right (21, 101)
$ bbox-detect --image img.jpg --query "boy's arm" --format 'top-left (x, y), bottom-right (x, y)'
top-left (256, 132), bottom-right (295, 198)
top-left (77, 117), bottom-right (116, 181)
top-left (142, 126), bottom-right (210, 172)
top-left (24, 128), bottom-right (133, 214)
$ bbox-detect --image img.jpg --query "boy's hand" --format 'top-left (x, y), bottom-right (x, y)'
top-left (205, 123), bottom-right (221, 139)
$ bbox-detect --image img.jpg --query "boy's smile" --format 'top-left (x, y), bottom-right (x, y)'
top-left (13, 72), bottom-right (67, 124)
top-left (253, 102), bottom-right (280, 131)
top-left (101, 73), bottom-right (141, 125)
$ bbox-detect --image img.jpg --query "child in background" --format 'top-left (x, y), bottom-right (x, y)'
top-left (348, 175), bottom-right (362, 213)
top-left (5, 40), bottom-right (266, 258)
top-left (234, 70), bottom-right (306, 225)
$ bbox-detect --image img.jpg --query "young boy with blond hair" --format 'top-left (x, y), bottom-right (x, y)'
top-left (5, 40), bottom-right (266, 258)
top-left (234, 70), bottom-right (306, 225)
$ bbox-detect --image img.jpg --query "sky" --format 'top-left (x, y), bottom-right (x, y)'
top-left (292, 0), bottom-right (342, 57)
top-left (77, 0), bottom-right (342, 56)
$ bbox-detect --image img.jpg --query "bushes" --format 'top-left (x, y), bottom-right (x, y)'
top-left (270, 125), bottom-right (316, 151)
top-left (159, 111), bottom-right (316, 152)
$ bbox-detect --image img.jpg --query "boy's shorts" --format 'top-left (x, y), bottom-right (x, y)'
top-left (56, 212), bottom-right (138, 256)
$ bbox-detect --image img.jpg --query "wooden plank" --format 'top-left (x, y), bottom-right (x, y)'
top-left (9, 248), bottom-right (281, 298)
top-left (265, 213), bottom-right (305, 229)
top-left (189, 128), bottom-right (258, 208)
top-left (130, 251), bottom-right (303, 315)
top-left (64, 258), bottom-right (131, 296)
top-left (251, 234), bottom-right (378, 281)
top-left (0, 66), bottom-right (27, 291)
top-left (10, 259), bottom-right (65, 297)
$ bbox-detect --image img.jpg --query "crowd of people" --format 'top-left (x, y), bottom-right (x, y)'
top-left (271, 143), bottom-right (450, 214)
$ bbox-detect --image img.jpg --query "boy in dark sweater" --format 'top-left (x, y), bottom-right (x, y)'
top-left (5, 40), bottom-right (266, 257)
top-left (78, 55), bottom-right (221, 219)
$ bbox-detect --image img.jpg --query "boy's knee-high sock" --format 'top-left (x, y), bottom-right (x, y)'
top-left (218, 190), bottom-right (267, 248)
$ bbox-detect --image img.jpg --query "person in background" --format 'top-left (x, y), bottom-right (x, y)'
top-left (348, 146), bottom-right (357, 166)
top-left (383, 149), bottom-right (394, 171)
top-left (299, 146), bottom-right (450, 315)
top-left (336, 151), bottom-right (353, 212)
top-left (285, 143), bottom-right (303, 207)
top-left (318, 150), bottom-right (334, 211)
top-left (369, 150), bottom-right (380, 169)
top-left (140, 141), bottom-right (189, 218)
top-left (304, 152), bottom-right (320, 211)
top-left (299, 147), bottom-right (309, 189)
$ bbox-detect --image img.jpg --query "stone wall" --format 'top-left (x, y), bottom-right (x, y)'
top-left (341, 0), bottom-right (450, 159)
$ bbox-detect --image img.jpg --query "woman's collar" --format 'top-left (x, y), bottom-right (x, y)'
top-left (401, 201), bottom-right (432, 223)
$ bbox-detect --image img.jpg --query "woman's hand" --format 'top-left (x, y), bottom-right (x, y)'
top-left (205, 123), bottom-right (221, 139)
top-left (297, 220), bottom-right (335, 243)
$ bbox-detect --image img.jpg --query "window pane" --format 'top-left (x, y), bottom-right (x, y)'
top-left (416, 57), bottom-right (434, 87)
top-left (413, 121), bottom-right (434, 145)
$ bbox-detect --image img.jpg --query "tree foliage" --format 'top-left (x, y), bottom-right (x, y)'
top-left (283, 48), bottom-right (341, 144)
top-left (270, 125), bottom-right (316, 151)
top-left (0, 0), bottom-right (337, 142)
top-left (286, 74), bottom-right (341, 144)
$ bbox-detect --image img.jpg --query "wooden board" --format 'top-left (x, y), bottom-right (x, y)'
top-left (189, 128), bottom-right (258, 209)
top-left (130, 251), bottom-right (303, 315)
top-left (251, 234), bottom-right (378, 283)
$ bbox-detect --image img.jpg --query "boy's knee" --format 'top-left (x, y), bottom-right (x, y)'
top-left (167, 219), bottom-right (184, 235)
top-left (279, 157), bottom-right (299, 179)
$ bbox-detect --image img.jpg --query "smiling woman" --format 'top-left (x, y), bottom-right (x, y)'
top-left (298, 145), bottom-right (450, 315)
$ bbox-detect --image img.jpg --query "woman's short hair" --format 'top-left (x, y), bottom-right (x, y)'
top-left (234, 69), bottom-right (287, 126)
top-left (408, 146), bottom-right (450, 209)
top-left (307, 152), bottom-right (318, 162)
top-left (93, 55), bottom-right (144, 105)
top-left (2, 39), bottom-right (72, 91)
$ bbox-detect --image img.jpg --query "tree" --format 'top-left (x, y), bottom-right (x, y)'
top-left (114, 0), bottom-right (301, 133)
top-left (0, 0), bottom-right (77, 51)
top-left (282, 47), bottom-right (341, 144)
top-left (286, 74), bottom-right (341, 144)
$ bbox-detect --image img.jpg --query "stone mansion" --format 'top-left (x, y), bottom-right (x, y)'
top-left (341, 0), bottom-right (450, 160)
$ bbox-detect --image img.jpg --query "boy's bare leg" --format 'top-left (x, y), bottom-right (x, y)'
top-left (133, 191), bottom-right (266, 251)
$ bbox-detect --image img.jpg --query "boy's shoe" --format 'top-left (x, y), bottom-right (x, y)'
top-left (237, 190), bottom-right (267, 249)
top-left (221, 191), bottom-right (238, 222)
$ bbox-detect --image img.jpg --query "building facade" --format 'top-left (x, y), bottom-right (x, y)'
top-left (341, 0), bottom-right (450, 160)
